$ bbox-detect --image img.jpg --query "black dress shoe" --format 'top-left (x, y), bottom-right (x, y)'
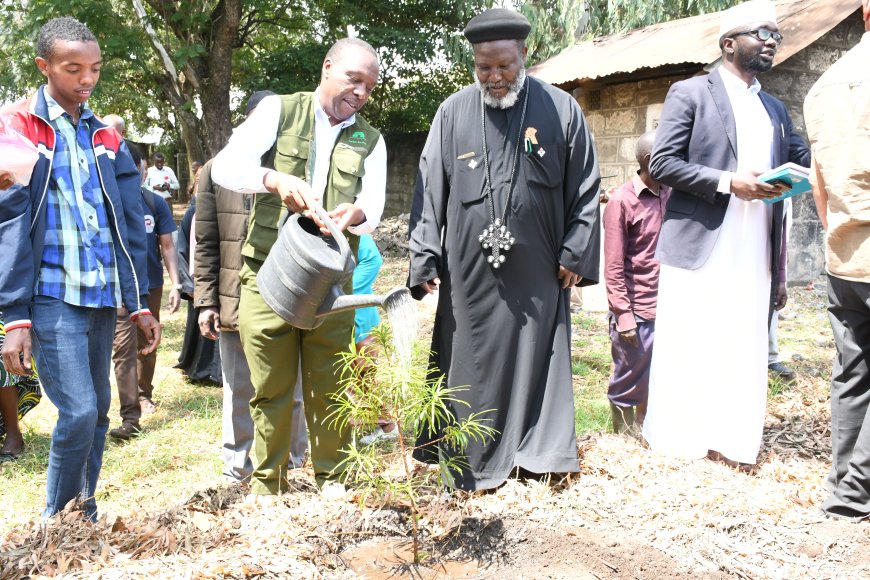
top-left (109, 422), bottom-right (141, 440)
top-left (768, 362), bottom-right (796, 381)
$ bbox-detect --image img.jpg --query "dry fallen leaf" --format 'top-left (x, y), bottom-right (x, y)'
top-left (191, 512), bottom-right (212, 533)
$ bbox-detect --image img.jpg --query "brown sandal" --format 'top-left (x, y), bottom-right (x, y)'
top-left (707, 450), bottom-right (754, 473)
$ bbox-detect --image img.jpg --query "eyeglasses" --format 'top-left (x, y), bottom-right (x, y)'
top-left (731, 27), bottom-right (783, 44)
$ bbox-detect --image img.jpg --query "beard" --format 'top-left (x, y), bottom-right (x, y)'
top-left (737, 46), bottom-right (774, 75)
top-left (476, 68), bottom-right (527, 109)
top-left (745, 53), bottom-right (773, 74)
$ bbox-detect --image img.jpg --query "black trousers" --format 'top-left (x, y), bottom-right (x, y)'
top-left (824, 274), bottom-right (870, 519)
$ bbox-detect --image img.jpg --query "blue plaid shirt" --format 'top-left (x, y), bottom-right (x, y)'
top-left (36, 93), bottom-right (120, 308)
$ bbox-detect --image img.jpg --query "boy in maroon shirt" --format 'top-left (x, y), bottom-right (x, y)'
top-left (603, 131), bottom-right (670, 433)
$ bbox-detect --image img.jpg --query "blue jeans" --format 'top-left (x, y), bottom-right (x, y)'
top-left (31, 296), bottom-right (116, 521)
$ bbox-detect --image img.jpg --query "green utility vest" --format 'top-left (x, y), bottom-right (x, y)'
top-left (243, 92), bottom-right (381, 265)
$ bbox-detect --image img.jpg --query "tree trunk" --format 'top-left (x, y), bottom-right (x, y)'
top-left (200, 0), bottom-right (243, 158)
top-left (135, 0), bottom-right (242, 188)
top-left (176, 113), bottom-right (206, 204)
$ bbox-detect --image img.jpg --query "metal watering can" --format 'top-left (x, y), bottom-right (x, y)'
top-left (257, 206), bottom-right (409, 330)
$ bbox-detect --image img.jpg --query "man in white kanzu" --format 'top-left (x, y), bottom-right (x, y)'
top-left (642, 0), bottom-right (810, 469)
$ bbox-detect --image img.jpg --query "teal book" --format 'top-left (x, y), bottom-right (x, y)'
top-left (759, 163), bottom-right (811, 204)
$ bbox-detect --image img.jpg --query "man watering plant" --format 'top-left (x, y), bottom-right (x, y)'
top-left (212, 37), bottom-right (386, 500)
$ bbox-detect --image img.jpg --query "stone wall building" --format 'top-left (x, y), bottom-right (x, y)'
top-left (384, 132), bottom-right (427, 219)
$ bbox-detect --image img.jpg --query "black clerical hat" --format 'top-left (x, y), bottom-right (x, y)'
top-left (463, 8), bottom-right (531, 44)
top-left (245, 90), bottom-right (277, 116)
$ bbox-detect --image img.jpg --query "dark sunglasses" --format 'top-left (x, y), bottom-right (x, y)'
top-left (731, 27), bottom-right (783, 44)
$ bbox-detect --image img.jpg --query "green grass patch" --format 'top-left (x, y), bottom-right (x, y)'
top-left (572, 348), bottom-right (611, 377)
top-left (0, 291), bottom-right (224, 530)
top-left (574, 383), bottom-right (612, 435)
top-left (571, 310), bottom-right (612, 435)
top-left (768, 373), bottom-right (796, 399)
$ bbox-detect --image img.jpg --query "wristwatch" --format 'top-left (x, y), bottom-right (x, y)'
top-left (173, 284), bottom-right (183, 290)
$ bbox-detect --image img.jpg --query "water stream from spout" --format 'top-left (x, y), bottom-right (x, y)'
top-left (384, 290), bottom-right (418, 377)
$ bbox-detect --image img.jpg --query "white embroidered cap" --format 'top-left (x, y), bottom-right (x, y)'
top-left (718, 0), bottom-right (778, 40)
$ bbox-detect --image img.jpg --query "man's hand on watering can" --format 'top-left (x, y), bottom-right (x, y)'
top-left (317, 203), bottom-right (366, 235)
top-left (264, 171), bottom-right (320, 214)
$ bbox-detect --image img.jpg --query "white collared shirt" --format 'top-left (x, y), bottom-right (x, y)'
top-left (211, 91), bottom-right (386, 234)
top-left (144, 165), bottom-right (180, 199)
top-left (716, 66), bottom-right (774, 193)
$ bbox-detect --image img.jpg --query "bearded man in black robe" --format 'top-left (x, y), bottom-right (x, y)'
top-left (408, 8), bottom-right (601, 490)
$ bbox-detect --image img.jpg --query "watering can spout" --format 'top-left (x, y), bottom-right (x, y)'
top-left (315, 287), bottom-right (411, 318)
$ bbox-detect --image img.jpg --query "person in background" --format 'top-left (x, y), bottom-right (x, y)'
top-left (188, 160), bottom-right (203, 197)
top-left (768, 316), bottom-right (796, 380)
top-left (176, 192), bottom-right (221, 384)
top-left (352, 234), bottom-right (397, 445)
top-left (101, 114), bottom-right (146, 181)
top-left (0, 315), bottom-right (42, 462)
top-left (0, 17), bottom-right (159, 519)
top-left (603, 131), bottom-right (670, 435)
top-left (105, 119), bottom-right (181, 439)
top-left (145, 152), bottom-right (179, 200)
top-left (767, 199), bottom-right (796, 383)
top-left (804, 0), bottom-right (870, 521)
top-left (195, 90), bottom-right (308, 482)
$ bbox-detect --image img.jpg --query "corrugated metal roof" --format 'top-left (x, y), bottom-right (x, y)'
top-left (528, 0), bottom-right (860, 88)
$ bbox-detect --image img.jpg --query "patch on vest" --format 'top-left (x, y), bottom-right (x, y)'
top-left (348, 131), bottom-right (367, 146)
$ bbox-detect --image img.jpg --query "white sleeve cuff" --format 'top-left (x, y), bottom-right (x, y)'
top-left (717, 171), bottom-right (733, 194)
top-left (348, 219), bottom-right (373, 236)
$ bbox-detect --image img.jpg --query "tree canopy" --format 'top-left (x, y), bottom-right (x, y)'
top-left (521, 0), bottom-right (586, 64)
top-left (0, 0), bottom-right (487, 174)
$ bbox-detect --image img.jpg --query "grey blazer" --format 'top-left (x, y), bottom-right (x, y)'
top-left (650, 69), bottom-right (810, 304)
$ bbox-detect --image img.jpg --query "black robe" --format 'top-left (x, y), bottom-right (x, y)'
top-left (174, 198), bottom-right (221, 385)
top-left (408, 77), bottom-right (601, 490)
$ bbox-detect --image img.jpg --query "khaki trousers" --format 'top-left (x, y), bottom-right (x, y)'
top-left (239, 262), bottom-right (352, 494)
top-left (111, 287), bottom-right (163, 425)
top-left (137, 288), bottom-right (163, 398)
top-left (112, 307), bottom-right (141, 425)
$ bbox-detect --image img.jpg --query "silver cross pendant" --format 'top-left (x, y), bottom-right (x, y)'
top-left (478, 218), bottom-right (516, 269)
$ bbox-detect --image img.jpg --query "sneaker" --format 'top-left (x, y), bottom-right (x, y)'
top-left (359, 426), bottom-right (399, 446)
top-left (139, 397), bottom-right (157, 415)
top-left (109, 422), bottom-right (141, 440)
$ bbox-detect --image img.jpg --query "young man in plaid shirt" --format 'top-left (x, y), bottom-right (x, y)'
top-left (0, 17), bottom-right (160, 520)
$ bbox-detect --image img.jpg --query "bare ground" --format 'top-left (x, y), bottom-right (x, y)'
top-left (1, 236), bottom-right (868, 579)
